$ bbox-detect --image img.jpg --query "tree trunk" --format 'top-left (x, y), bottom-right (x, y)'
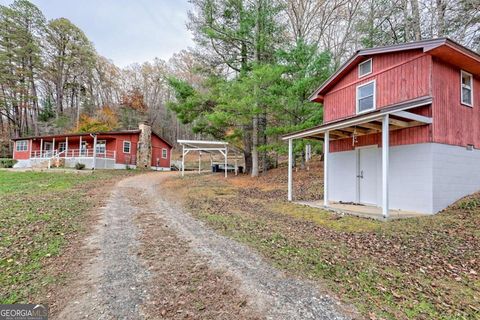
top-left (55, 77), bottom-right (64, 118)
top-left (251, 115), bottom-right (259, 177)
top-left (260, 111), bottom-right (267, 173)
top-left (436, 0), bottom-right (446, 36)
top-left (410, 0), bottom-right (421, 40)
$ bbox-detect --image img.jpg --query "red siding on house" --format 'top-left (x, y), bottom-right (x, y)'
top-left (151, 134), bottom-right (171, 167)
top-left (324, 50), bottom-right (431, 123)
top-left (114, 134), bottom-right (139, 165)
top-left (330, 126), bottom-right (431, 152)
top-left (13, 140), bottom-right (30, 160)
top-left (431, 58), bottom-right (480, 148)
top-left (13, 131), bottom-right (172, 168)
top-left (322, 50), bottom-right (433, 153)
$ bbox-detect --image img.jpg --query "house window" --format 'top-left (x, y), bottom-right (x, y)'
top-left (58, 142), bottom-right (66, 153)
top-left (162, 148), bottom-right (168, 159)
top-left (461, 70), bottom-right (473, 106)
top-left (16, 140), bottom-right (28, 152)
top-left (123, 141), bottom-right (131, 154)
top-left (358, 59), bottom-right (372, 77)
top-left (357, 80), bottom-right (376, 113)
top-left (96, 140), bottom-right (106, 154)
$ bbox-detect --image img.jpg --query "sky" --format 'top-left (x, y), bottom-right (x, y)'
top-left (0, 0), bottom-right (195, 67)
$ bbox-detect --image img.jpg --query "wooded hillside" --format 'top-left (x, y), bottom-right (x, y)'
top-left (1, 0), bottom-right (479, 174)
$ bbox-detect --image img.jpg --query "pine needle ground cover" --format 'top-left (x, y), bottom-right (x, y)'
top-left (164, 163), bottom-right (480, 320)
top-left (0, 170), bottom-right (132, 304)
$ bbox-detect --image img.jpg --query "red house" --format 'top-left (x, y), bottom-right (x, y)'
top-left (12, 123), bottom-right (172, 170)
top-left (283, 38), bottom-right (480, 217)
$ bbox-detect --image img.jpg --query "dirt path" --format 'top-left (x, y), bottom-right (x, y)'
top-left (54, 172), bottom-right (355, 320)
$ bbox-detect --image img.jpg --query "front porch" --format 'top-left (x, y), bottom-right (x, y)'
top-left (283, 96), bottom-right (434, 219)
top-left (21, 134), bottom-right (124, 169)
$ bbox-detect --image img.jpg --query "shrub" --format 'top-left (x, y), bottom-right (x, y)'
top-left (75, 162), bottom-right (86, 170)
top-left (458, 197), bottom-right (480, 211)
top-left (0, 158), bottom-right (17, 168)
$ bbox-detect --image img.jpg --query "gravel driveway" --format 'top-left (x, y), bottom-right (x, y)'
top-left (54, 172), bottom-right (356, 320)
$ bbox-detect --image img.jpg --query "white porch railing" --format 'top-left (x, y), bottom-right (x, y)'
top-left (30, 149), bottom-right (116, 160)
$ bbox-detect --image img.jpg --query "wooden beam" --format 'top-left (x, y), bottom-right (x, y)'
top-left (389, 118), bottom-right (410, 127)
top-left (330, 130), bottom-right (350, 138)
top-left (393, 111), bottom-right (432, 124)
top-left (357, 122), bottom-right (382, 131)
top-left (340, 126), bottom-right (370, 134)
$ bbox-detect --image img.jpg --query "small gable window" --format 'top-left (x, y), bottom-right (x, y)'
top-left (461, 70), bottom-right (473, 106)
top-left (162, 148), bottom-right (168, 159)
top-left (123, 141), bottom-right (131, 153)
top-left (358, 59), bottom-right (372, 77)
top-left (357, 80), bottom-right (376, 113)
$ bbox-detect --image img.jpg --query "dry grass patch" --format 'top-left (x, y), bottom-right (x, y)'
top-left (164, 164), bottom-right (480, 320)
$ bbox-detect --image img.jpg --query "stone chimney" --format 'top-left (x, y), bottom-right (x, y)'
top-left (136, 122), bottom-right (152, 169)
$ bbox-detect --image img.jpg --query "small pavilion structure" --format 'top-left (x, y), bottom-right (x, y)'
top-left (177, 140), bottom-right (241, 177)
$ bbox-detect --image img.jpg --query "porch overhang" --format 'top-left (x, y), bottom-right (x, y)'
top-left (283, 96), bottom-right (433, 220)
top-left (281, 96), bottom-right (432, 141)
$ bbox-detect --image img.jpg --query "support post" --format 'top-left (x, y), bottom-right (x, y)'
top-left (52, 138), bottom-right (55, 156)
top-left (234, 154), bottom-right (238, 176)
top-left (224, 147), bottom-right (228, 178)
top-left (198, 151), bottom-right (201, 174)
top-left (40, 139), bottom-right (43, 158)
top-left (288, 138), bottom-right (293, 201)
top-left (181, 145), bottom-right (185, 177)
top-left (324, 131), bottom-right (329, 207)
top-left (79, 136), bottom-right (83, 157)
top-left (29, 140), bottom-right (32, 159)
top-left (382, 114), bottom-right (390, 219)
top-left (65, 137), bottom-right (69, 156)
top-left (92, 134), bottom-right (97, 170)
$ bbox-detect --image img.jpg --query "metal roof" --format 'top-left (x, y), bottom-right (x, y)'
top-left (177, 140), bottom-right (228, 149)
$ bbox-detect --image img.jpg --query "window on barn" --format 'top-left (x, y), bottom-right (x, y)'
top-left (162, 148), bottom-right (168, 159)
top-left (461, 70), bottom-right (473, 106)
top-left (96, 140), bottom-right (106, 154)
top-left (58, 142), bottom-right (66, 153)
top-left (356, 80), bottom-right (376, 113)
top-left (123, 141), bottom-right (131, 153)
top-left (16, 140), bottom-right (28, 152)
top-left (358, 59), bottom-right (372, 77)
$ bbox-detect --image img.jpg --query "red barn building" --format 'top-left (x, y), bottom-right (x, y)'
top-left (12, 123), bottom-right (172, 170)
top-left (283, 38), bottom-right (480, 217)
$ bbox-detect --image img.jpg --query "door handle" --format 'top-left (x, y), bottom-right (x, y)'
top-left (357, 170), bottom-right (364, 179)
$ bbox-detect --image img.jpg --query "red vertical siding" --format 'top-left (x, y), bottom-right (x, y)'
top-left (324, 50), bottom-right (431, 123)
top-left (115, 134), bottom-right (139, 165)
top-left (151, 135), bottom-right (171, 168)
top-left (432, 58), bottom-right (480, 148)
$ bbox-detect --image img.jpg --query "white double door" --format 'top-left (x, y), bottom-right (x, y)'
top-left (357, 147), bottom-right (379, 206)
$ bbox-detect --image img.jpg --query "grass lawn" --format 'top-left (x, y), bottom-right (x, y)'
top-left (0, 169), bottom-right (133, 304)
top-left (164, 162), bottom-right (480, 320)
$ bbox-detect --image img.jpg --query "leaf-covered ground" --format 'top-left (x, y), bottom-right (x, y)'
top-left (0, 169), bottom-right (134, 304)
top-left (164, 161), bottom-right (480, 320)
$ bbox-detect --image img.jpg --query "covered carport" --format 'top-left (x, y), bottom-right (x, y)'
top-left (177, 140), bottom-right (242, 178)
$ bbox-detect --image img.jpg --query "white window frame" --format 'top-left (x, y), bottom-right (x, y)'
top-left (358, 58), bottom-right (372, 78)
top-left (123, 141), bottom-right (131, 154)
top-left (95, 140), bottom-right (106, 154)
top-left (461, 70), bottom-right (473, 107)
top-left (356, 80), bottom-right (376, 114)
top-left (58, 142), bottom-right (66, 153)
top-left (16, 140), bottom-right (28, 152)
top-left (162, 148), bottom-right (168, 159)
